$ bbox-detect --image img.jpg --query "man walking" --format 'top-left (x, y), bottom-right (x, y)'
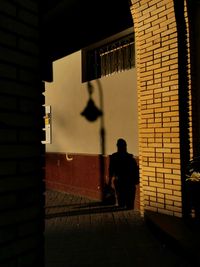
top-left (109, 138), bottom-right (139, 209)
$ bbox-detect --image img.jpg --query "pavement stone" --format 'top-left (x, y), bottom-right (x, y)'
top-left (45, 190), bottom-right (192, 267)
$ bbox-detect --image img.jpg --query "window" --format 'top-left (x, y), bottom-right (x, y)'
top-left (82, 28), bottom-right (135, 82)
top-left (42, 105), bottom-right (52, 144)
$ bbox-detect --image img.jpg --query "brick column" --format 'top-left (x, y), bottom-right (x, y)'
top-left (130, 0), bottom-right (192, 217)
top-left (0, 0), bottom-right (45, 265)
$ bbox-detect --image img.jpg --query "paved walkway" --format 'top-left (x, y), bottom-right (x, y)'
top-left (45, 190), bottom-right (191, 267)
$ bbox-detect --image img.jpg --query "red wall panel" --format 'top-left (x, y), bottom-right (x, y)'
top-left (45, 152), bottom-right (140, 210)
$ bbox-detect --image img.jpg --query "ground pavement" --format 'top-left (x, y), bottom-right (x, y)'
top-left (45, 190), bottom-right (192, 267)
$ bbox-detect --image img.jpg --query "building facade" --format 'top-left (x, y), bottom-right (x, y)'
top-left (0, 0), bottom-right (200, 265)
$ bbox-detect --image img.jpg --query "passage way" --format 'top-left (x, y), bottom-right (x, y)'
top-left (45, 190), bottom-right (190, 267)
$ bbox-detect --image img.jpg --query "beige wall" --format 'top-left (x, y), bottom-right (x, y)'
top-left (45, 50), bottom-right (138, 156)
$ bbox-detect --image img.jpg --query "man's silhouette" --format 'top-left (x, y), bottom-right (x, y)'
top-left (109, 138), bottom-right (139, 209)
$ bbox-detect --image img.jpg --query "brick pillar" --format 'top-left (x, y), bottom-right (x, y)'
top-left (0, 0), bottom-right (45, 266)
top-left (130, 0), bottom-right (192, 217)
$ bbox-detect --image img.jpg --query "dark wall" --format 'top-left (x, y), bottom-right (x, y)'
top-left (0, 0), bottom-right (45, 265)
top-left (42, 0), bottom-right (133, 62)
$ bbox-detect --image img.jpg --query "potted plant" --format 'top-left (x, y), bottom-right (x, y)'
top-left (185, 156), bottom-right (200, 221)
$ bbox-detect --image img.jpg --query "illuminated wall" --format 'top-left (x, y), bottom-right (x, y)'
top-left (45, 50), bottom-right (138, 156)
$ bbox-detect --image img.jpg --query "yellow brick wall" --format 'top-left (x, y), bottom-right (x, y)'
top-left (130, 0), bottom-right (191, 217)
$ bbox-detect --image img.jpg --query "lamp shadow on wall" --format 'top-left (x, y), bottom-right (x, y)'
top-left (81, 79), bottom-right (107, 201)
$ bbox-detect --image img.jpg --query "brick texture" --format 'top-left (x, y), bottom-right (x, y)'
top-left (131, 0), bottom-right (192, 217)
top-left (0, 0), bottom-right (45, 266)
top-left (0, 1), bottom-right (196, 265)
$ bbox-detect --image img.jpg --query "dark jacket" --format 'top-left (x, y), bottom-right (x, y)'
top-left (109, 152), bottom-right (139, 186)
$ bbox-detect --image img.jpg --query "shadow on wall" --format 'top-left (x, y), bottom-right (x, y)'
top-left (45, 79), bottom-right (140, 210)
top-left (174, 2), bottom-right (199, 222)
top-left (45, 152), bottom-right (140, 210)
top-left (80, 80), bottom-right (106, 201)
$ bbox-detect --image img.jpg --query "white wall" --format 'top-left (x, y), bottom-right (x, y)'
top-left (45, 50), bottom-right (138, 156)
